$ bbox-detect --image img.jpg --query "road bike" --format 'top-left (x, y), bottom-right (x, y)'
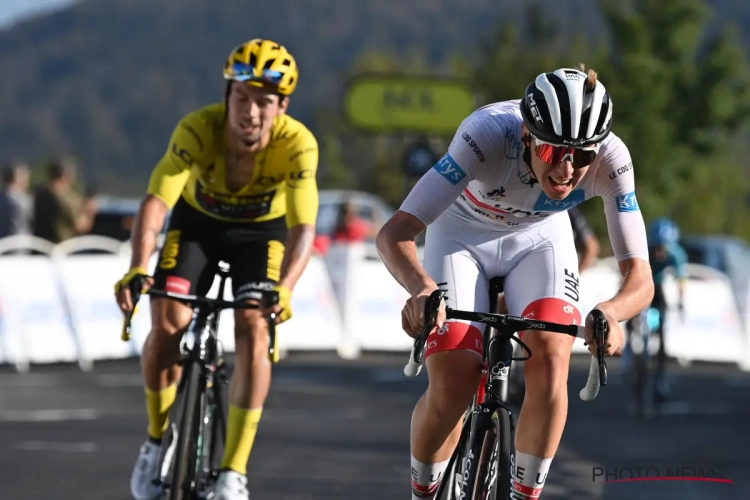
top-left (404, 279), bottom-right (609, 500)
top-left (122, 262), bottom-right (279, 500)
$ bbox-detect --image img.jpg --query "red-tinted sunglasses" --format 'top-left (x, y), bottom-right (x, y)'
top-left (533, 137), bottom-right (599, 169)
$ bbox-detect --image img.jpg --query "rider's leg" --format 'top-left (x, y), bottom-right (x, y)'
top-left (503, 222), bottom-right (582, 499)
top-left (219, 231), bottom-right (286, 480)
top-left (411, 333), bottom-right (484, 498)
top-left (219, 306), bottom-right (270, 475)
top-left (131, 298), bottom-right (195, 500)
top-left (412, 216), bottom-right (489, 499)
top-left (132, 217), bottom-right (217, 500)
top-left (141, 297), bottom-right (194, 441)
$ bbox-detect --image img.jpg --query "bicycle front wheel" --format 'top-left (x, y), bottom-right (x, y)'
top-left (168, 362), bottom-right (204, 500)
top-left (460, 407), bottom-right (513, 500)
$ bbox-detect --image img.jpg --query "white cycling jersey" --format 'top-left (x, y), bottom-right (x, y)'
top-left (400, 99), bottom-right (648, 263)
top-left (399, 99), bottom-right (649, 360)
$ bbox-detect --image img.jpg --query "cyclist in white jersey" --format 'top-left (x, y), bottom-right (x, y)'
top-left (376, 66), bottom-right (654, 499)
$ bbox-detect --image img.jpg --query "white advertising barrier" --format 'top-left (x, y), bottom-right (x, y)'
top-left (571, 264), bottom-right (624, 354)
top-left (743, 291), bottom-right (750, 371)
top-left (660, 266), bottom-right (745, 366)
top-left (0, 255), bottom-right (79, 367)
top-left (573, 262), bottom-right (746, 365)
top-left (326, 243), bottom-right (412, 353)
top-left (54, 253), bottom-right (140, 362)
top-left (206, 256), bottom-right (344, 355)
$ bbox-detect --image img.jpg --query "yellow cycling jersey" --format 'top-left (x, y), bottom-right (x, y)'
top-left (147, 103), bottom-right (319, 227)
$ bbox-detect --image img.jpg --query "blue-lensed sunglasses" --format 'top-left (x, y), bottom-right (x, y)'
top-left (232, 62), bottom-right (283, 85)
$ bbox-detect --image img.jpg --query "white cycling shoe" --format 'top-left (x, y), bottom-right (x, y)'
top-left (211, 470), bottom-right (250, 500)
top-left (130, 433), bottom-right (177, 500)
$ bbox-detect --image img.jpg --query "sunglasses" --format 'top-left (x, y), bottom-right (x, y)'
top-left (533, 136), bottom-right (599, 169)
top-left (231, 62), bottom-right (284, 86)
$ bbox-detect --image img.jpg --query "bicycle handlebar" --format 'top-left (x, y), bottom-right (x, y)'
top-left (120, 275), bottom-right (279, 342)
top-left (403, 289), bottom-right (609, 402)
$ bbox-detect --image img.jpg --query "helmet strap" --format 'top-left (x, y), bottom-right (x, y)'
top-left (521, 134), bottom-right (538, 186)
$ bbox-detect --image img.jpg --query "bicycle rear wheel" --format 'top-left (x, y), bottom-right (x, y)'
top-left (168, 362), bottom-right (204, 500)
top-left (461, 408), bottom-right (513, 500)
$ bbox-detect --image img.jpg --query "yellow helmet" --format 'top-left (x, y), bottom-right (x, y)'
top-left (223, 38), bottom-right (299, 96)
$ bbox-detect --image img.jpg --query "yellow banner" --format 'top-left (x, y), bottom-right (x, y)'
top-left (343, 76), bottom-right (476, 134)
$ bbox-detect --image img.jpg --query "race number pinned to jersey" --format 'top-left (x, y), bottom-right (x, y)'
top-left (433, 153), bottom-right (467, 185)
top-left (615, 191), bottom-right (639, 212)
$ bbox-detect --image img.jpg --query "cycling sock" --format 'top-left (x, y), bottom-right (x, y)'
top-left (144, 384), bottom-right (177, 442)
top-left (510, 451), bottom-right (552, 499)
top-left (220, 406), bottom-right (263, 475)
top-left (411, 455), bottom-right (449, 499)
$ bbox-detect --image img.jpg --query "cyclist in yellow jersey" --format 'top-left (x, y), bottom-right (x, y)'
top-left (114, 39), bottom-right (319, 500)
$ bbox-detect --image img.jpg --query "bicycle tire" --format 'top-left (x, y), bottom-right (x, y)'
top-left (492, 409), bottom-right (513, 500)
top-left (435, 414), bottom-right (470, 500)
top-left (460, 408), bottom-right (513, 500)
top-left (203, 375), bottom-right (227, 486)
top-left (168, 362), bottom-right (204, 500)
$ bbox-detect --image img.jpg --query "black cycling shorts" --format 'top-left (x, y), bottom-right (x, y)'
top-left (152, 198), bottom-right (287, 301)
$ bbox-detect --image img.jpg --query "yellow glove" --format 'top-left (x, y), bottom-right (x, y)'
top-left (114, 268), bottom-right (151, 339)
top-left (273, 284), bottom-right (293, 323)
top-left (114, 267), bottom-right (150, 296)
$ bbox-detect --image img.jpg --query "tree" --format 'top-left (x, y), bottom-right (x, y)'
top-left (472, 0), bottom-right (750, 249)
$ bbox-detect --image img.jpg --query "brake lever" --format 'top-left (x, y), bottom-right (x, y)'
top-left (121, 275), bottom-right (147, 342)
top-left (591, 309), bottom-right (609, 386)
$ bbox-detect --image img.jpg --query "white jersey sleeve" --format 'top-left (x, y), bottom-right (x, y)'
top-left (399, 112), bottom-right (507, 226)
top-left (592, 135), bottom-right (649, 262)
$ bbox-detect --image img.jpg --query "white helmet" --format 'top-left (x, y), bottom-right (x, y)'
top-left (520, 68), bottom-right (613, 147)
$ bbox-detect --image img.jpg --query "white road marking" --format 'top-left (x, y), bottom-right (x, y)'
top-left (0, 408), bottom-right (101, 422)
top-left (13, 441), bottom-right (98, 453)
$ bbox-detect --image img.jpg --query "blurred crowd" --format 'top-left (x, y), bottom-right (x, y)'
top-left (313, 198), bottom-right (381, 255)
top-left (0, 158), bottom-right (99, 243)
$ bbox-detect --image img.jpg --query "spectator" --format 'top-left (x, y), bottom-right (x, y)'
top-left (0, 161), bottom-right (33, 238)
top-left (568, 206), bottom-right (600, 273)
top-left (331, 199), bottom-right (376, 243)
top-left (32, 157), bottom-right (98, 243)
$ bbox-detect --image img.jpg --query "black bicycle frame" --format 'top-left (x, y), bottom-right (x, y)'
top-left (413, 284), bottom-right (609, 499)
top-left (121, 265), bottom-right (279, 497)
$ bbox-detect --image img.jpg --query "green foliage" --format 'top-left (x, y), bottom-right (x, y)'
top-left (1, 0), bottom-right (749, 249)
top-left (470, 0), bottom-right (750, 249)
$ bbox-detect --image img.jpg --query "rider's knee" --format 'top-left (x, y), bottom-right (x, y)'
top-left (149, 298), bottom-right (192, 340)
top-left (234, 306), bottom-right (270, 353)
top-left (523, 333), bottom-right (571, 391)
top-left (425, 350), bottom-right (482, 419)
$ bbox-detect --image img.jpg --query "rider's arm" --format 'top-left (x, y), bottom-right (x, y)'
top-left (377, 115), bottom-right (501, 294)
top-left (280, 129), bottom-right (320, 291)
top-left (132, 115), bottom-right (203, 270)
top-left (129, 196), bottom-right (171, 270)
top-left (593, 138), bottom-right (654, 322)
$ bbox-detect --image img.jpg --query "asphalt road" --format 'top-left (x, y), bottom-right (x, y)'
top-left (0, 353), bottom-right (748, 499)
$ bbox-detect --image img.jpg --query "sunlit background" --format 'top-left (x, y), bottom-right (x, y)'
top-left (0, 1), bottom-right (749, 499)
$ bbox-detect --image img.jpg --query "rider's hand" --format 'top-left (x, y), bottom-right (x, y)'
top-left (269, 284), bottom-right (292, 324)
top-left (114, 267), bottom-right (153, 314)
top-left (401, 282), bottom-right (445, 338)
top-left (584, 304), bottom-right (624, 357)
